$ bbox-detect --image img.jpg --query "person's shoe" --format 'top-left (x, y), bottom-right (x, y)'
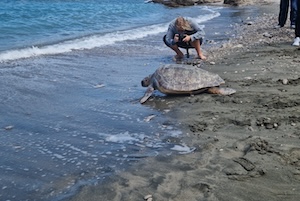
top-left (274, 24), bottom-right (283, 29)
top-left (292, 37), bottom-right (300, 46)
top-left (291, 25), bottom-right (296, 29)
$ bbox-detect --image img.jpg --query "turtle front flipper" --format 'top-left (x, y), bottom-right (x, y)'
top-left (207, 87), bottom-right (236, 95)
top-left (140, 86), bottom-right (155, 104)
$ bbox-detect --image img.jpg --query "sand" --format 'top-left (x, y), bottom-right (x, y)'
top-left (70, 2), bottom-right (300, 201)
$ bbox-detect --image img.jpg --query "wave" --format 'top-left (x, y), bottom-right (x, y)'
top-left (0, 11), bottom-right (220, 63)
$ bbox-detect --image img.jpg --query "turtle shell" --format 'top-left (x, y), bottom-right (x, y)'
top-left (153, 64), bottom-right (225, 94)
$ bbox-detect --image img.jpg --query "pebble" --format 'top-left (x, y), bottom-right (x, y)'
top-left (144, 194), bottom-right (152, 200)
top-left (246, 21), bottom-right (253, 25)
top-left (263, 32), bottom-right (272, 38)
top-left (233, 44), bottom-right (243, 48)
top-left (265, 123), bottom-right (274, 129)
top-left (248, 126), bottom-right (255, 131)
top-left (282, 78), bottom-right (288, 85)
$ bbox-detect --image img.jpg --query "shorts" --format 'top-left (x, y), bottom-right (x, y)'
top-left (163, 35), bottom-right (202, 49)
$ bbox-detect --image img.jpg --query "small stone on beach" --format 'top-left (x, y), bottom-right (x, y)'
top-left (144, 194), bottom-right (152, 200)
top-left (263, 32), bottom-right (272, 38)
top-left (282, 79), bottom-right (288, 85)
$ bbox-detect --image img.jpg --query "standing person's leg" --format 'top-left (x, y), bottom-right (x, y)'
top-left (279, 0), bottom-right (289, 27)
top-left (290, 0), bottom-right (298, 28)
top-left (292, 0), bottom-right (300, 45)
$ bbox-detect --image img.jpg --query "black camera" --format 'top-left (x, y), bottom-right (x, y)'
top-left (178, 34), bottom-right (186, 41)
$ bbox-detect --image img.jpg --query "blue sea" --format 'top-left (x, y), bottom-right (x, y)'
top-left (0, 0), bottom-right (270, 200)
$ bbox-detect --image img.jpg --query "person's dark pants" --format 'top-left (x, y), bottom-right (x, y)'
top-left (279, 0), bottom-right (298, 27)
top-left (296, 0), bottom-right (300, 37)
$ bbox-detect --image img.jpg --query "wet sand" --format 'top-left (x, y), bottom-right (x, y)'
top-left (69, 2), bottom-right (300, 201)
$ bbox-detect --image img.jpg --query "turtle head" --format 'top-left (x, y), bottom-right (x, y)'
top-left (141, 75), bottom-right (152, 87)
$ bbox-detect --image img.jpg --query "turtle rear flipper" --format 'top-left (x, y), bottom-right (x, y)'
top-left (207, 87), bottom-right (236, 95)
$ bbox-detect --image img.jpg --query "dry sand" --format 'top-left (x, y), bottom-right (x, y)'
top-left (70, 2), bottom-right (300, 201)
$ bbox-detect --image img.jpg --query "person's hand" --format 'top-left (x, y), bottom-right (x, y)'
top-left (182, 35), bottom-right (191, 43)
top-left (174, 34), bottom-right (179, 42)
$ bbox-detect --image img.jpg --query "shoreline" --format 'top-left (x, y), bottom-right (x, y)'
top-left (69, 2), bottom-right (300, 201)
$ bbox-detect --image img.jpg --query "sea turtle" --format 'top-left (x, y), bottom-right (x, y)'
top-left (140, 64), bottom-right (236, 103)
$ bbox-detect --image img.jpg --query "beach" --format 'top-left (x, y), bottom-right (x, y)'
top-left (1, 1), bottom-right (235, 200)
top-left (1, 1), bottom-right (300, 200)
top-left (69, 2), bottom-right (300, 201)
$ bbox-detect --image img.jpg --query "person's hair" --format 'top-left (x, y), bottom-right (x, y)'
top-left (175, 16), bottom-right (192, 31)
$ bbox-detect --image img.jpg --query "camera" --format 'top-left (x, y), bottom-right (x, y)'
top-left (178, 33), bottom-right (186, 42)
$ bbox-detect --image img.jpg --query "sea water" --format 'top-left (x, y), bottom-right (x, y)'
top-left (0, 0), bottom-right (268, 200)
top-left (0, 0), bottom-right (221, 62)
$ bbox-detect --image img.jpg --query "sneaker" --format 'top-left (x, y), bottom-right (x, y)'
top-left (291, 25), bottom-right (296, 29)
top-left (274, 24), bottom-right (284, 29)
top-left (274, 24), bottom-right (282, 29)
top-left (292, 37), bottom-right (300, 46)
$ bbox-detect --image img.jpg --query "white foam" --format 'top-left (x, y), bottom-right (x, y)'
top-left (64, 143), bottom-right (88, 155)
top-left (0, 10), bottom-right (220, 62)
top-left (171, 144), bottom-right (196, 154)
top-left (53, 153), bottom-right (65, 159)
top-left (105, 131), bottom-right (140, 143)
top-left (169, 130), bottom-right (183, 137)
